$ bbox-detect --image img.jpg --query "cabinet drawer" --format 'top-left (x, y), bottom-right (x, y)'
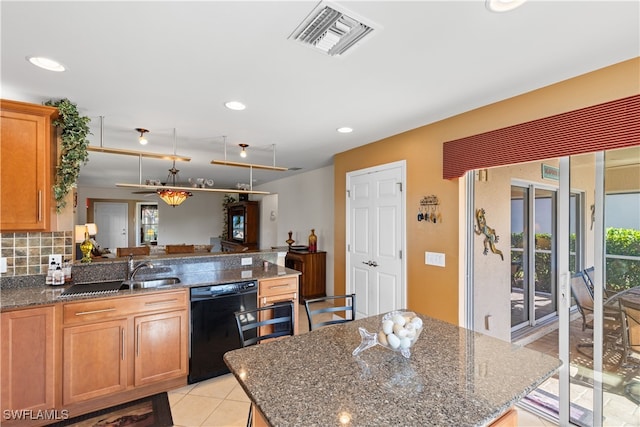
top-left (63, 290), bottom-right (187, 325)
top-left (259, 276), bottom-right (298, 297)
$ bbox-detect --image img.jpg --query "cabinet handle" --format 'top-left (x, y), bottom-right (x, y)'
top-left (136, 324), bottom-right (140, 357)
top-left (75, 307), bottom-right (116, 316)
top-left (122, 329), bottom-right (125, 360)
top-left (268, 284), bottom-right (292, 289)
top-left (37, 190), bottom-right (42, 222)
top-left (144, 298), bottom-right (178, 306)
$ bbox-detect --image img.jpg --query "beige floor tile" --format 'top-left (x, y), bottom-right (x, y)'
top-left (167, 391), bottom-right (187, 408)
top-left (171, 382), bottom-right (197, 394)
top-left (190, 374), bottom-right (238, 399)
top-left (225, 384), bottom-right (250, 403)
top-left (171, 394), bottom-right (222, 427)
top-left (200, 399), bottom-right (250, 427)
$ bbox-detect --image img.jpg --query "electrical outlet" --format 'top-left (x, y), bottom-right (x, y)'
top-left (0, 257), bottom-right (7, 274)
top-left (49, 254), bottom-right (62, 266)
top-left (241, 257), bottom-right (252, 266)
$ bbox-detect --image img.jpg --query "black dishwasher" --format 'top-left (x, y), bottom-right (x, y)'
top-left (189, 281), bottom-right (257, 384)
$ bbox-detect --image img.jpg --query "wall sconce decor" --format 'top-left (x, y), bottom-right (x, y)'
top-left (418, 195), bottom-right (441, 223)
top-left (474, 208), bottom-right (504, 260)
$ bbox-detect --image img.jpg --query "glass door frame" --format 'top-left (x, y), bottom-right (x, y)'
top-left (510, 180), bottom-right (560, 333)
top-left (464, 154), bottom-right (607, 426)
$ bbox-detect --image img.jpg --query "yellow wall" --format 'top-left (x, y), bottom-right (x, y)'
top-left (333, 57), bottom-right (640, 326)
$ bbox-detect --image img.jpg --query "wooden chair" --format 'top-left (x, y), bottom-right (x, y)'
top-left (165, 244), bottom-right (195, 254)
top-left (304, 294), bottom-right (356, 331)
top-left (116, 246), bottom-right (150, 257)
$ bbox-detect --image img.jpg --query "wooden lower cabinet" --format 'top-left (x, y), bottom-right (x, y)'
top-left (258, 275), bottom-right (299, 335)
top-left (1, 306), bottom-right (56, 413)
top-left (61, 290), bottom-right (188, 406)
top-left (285, 251), bottom-right (326, 303)
top-left (63, 319), bottom-right (127, 404)
top-left (134, 310), bottom-right (188, 386)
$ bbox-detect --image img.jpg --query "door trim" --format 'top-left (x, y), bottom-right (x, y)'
top-left (345, 160), bottom-right (407, 310)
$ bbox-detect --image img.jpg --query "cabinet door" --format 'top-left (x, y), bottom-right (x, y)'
top-left (0, 101), bottom-right (56, 231)
top-left (134, 310), bottom-right (188, 387)
top-left (63, 319), bottom-right (127, 404)
top-left (1, 306), bottom-right (55, 412)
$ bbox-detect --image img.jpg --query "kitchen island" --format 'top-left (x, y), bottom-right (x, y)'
top-left (224, 313), bottom-right (562, 427)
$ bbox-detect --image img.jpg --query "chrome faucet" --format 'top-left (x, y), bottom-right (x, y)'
top-left (127, 255), bottom-right (153, 280)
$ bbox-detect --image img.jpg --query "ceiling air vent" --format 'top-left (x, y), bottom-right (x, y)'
top-left (289, 2), bottom-right (377, 57)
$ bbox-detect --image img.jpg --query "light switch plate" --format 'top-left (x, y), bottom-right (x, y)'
top-left (425, 251), bottom-right (445, 267)
top-left (241, 257), bottom-right (252, 266)
top-left (0, 257), bottom-right (7, 274)
top-left (49, 254), bottom-right (62, 267)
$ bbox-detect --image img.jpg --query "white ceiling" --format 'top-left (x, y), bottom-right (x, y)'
top-left (2, 1), bottom-right (638, 191)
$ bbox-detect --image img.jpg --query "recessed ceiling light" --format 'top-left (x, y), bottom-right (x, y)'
top-left (225, 101), bottom-right (246, 111)
top-left (26, 56), bottom-right (66, 72)
top-left (485, 0), bottom-right (527, 13)
top-left (337, 127), bottom-right (353, 133)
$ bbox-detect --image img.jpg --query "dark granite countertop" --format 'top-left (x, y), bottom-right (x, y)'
top-left (0, 262), bottom-right (299, 311)
top-left (224, 313), bottom-right (562, 427)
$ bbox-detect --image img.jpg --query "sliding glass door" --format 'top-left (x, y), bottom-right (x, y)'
top-left (510, 184), bottom-right (558, 332)
top-left (470, 146), bottom-right (640, 425)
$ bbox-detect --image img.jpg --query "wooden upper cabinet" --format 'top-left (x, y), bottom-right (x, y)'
top-left (0, 99), bottom-right (58, 231)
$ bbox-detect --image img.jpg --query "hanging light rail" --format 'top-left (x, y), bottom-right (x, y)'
top-left (211, 140), bottom-right (288, 171)
top-left (87, 116), bottom-right (191, 162)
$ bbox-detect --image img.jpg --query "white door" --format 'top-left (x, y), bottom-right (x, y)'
top-left (347, 161), bottom-right (405, 318)
top-left (94, 202), bottom-right (128, 250)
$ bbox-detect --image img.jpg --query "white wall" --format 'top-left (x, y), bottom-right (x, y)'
top-left (76, 186), bottom-right (226, 246)
top-left (255, 166), bottom-right (335, 295)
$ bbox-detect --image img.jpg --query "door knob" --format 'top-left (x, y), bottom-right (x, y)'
top-left (362, 260), bottom-right (378, 267)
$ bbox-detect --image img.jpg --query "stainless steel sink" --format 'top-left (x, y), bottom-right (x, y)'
top-left (121, 277), bottom-right (181, 289)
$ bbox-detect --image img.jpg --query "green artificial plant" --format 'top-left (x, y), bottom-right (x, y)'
top-left (44, 98), bottom-right (91, 211)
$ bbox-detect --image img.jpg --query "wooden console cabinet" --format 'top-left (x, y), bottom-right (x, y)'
top-left (222, 201), bottom-right (259, 251)
top-left (285, 251), bottom-right (326, 303)
top-left (0, 99), bottom-right (58, 231)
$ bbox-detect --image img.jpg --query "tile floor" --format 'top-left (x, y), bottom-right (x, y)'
top-left (168, 303), bottom-right (553, 426)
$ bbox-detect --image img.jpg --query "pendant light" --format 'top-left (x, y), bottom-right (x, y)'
top-left (136, 128), bottom-right (149, 145)
top-left (157, 129), bottom-right (192, 207)
top-left (239, 143), bottom-right (248, 158)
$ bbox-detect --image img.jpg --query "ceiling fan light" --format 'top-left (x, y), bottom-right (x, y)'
top-left (157, 189), bottom-right (192, 207)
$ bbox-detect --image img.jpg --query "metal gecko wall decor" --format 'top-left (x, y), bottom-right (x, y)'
top-left (474, 208), bottom-right (504, 260)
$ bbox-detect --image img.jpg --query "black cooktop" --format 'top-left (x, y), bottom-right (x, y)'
top-left (59, 281), bottom-right (124, 298)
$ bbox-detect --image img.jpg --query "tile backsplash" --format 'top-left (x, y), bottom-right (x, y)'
top-left (1, 231), bottom-right (74, 276)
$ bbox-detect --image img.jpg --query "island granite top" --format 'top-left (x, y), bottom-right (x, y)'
top-left (224, 313), bottom-right (562, 427)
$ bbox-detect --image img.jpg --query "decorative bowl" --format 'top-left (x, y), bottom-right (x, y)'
top-left (352, 311), bottom-right (423, 358)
